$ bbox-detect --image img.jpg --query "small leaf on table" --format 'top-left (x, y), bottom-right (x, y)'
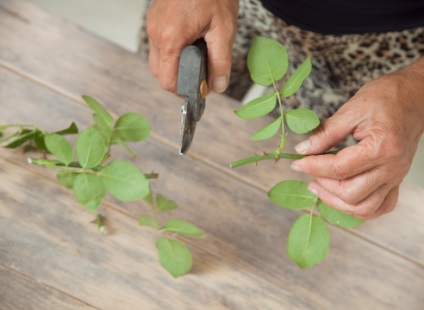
top-left (73, 173), bottom-right (105, 211)
top-left (247, 36), bottom-right (289, 86)
top-left (44, 134), bottom-right (73, 165)
top-left (113, 112), bottom-right (151, 142)
top-left (317, 200), bottom-right (364, 228)
top-left (287, 214), bottom-right (330, 269)
top-left (281, 57), bottom-right (312, 98)
top-left (285, 108), bottom-right (320, 134)
top-left (5, 129), bottom-right (35, 148)
top-left (234, 93), bottom-right (277, 120)
top-left (139, 215), bottom-right (159, 229)
top-left (57, 170), bottom-right (77, 189)
top-left (100, 160), bottom-right (149, 201)
top-left (53, 122), bottom-right (79, 135)
top-left (156, 237), bottom-right (193, 278)
top-left (268, 180), bottom-right (316, 210)
top-left (163, 219), bottom-right (205, 238)
top-left (76, 127), bottom-right (106, 168)
top-left (144, 192), bottom-right (178, 211)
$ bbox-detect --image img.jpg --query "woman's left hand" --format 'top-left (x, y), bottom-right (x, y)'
top-left (291, 57), bottom-right (424, 220)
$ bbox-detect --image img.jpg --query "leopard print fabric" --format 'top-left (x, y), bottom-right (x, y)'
top-left (138, 0), bottom-right (424, 120)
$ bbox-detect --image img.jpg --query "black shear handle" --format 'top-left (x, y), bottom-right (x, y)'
top-left (177, 39), bottom-right (208, 121)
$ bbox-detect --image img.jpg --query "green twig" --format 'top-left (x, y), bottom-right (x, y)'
top-left (230, 150), bottom-right (339, 169)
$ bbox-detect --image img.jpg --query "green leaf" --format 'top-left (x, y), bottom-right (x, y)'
top-left (287, 214), bottom-right (330, 269)
top-left (281, 57), bottom-right (312, 97)
top-left (156, 237), bottom-right (192, 277)
top-left (33, 130), bottom-right (48, 151)
top-left (76, 127), bottom-right (106, 168)
top-left (285, 108), bottom-right (320, 134)
top-left (113, 112), bottom-right (151, 142)
top-left (234, 93), bottom-right (277, 120)
top-left (44, 134), bottom-right (73, 165)
top-left (139, 215), bottom-right (159, 229)
top-left (247, 36), bottom-right (289, 86)
top-left (100, 160), bottom-right (149, 201)
top-left (317, 200), bottom-right (364, 228)
top-left (82, 95), bottom-right (114, 127)
top-left (57, 170), bottom-right (77, 189)
top-left (93, 115), bottom-right (113, 145)
top-left (5, 130), bottom-right (35, 148)
top-left (162, 219), bottom-right (205, 238)
top-left (268, 180), bottom-right (316, 210)
top-left (53, 122), bottom-right (79, 136)
top-left (73, 173), bottom-right (105, 211)
top-left (252, 117), bottom-right (282, 141)
top-left (144, 192), bottom-right (178, 211)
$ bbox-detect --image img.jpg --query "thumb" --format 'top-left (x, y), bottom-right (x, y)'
top-left (295, 110), bottom-right (356, 154)
top-left (204, 27), bottom-right (235, 93)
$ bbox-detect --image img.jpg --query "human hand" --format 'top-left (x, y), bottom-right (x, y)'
top-left (291, 58), bottom-right (424, 220)
top-left (145, 0), bottom-right (239, 93)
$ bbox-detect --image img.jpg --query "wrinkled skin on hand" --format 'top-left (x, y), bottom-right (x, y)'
top-left (146, 0), bottom-right (239, 94)
top-left (292, 57), bottom-right (424, 220)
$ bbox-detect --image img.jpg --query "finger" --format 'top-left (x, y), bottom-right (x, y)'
top-left (148, 40), bottom-right (159, 77)
top-left (356, 186), bottom-right (399, 220)
top-left (312, 167), bottom-right (390, 205)
top-left (292, 142), bottom-right (380, 180)
top-left (204, 26), bottom-right (235, 93)
top-left (295, 106), bottom-right (355, 155)
top-left (157, 47), bottom-right (182, 92)
top-left (309, 181), bottom-right (390, 218)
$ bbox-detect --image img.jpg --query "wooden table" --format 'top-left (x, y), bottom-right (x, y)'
top-left (1, 1), bottom-right (423, 309)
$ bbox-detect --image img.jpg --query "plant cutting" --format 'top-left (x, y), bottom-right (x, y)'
top-left (0, 96), bottom-right (204, 277)
top-left (231, 36), bottom-right (363, 268)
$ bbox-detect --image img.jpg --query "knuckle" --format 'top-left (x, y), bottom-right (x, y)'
top-left (158, 77), bottom-right (176, 92)
top-left (330, 159), bottom-right (348, 180)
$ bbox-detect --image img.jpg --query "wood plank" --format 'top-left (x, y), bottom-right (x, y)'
top-left (0, 265), bottom-right (97, 310)
top-left (1, 69), bottom-right (424, 308)
top-left (0, 1), bottom-right (423, 267)
top-left (2, 142), bottom-right (424, 309)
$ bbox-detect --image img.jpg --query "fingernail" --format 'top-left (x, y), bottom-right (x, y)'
top-left (291, 162), bottom-right (303, 172)
top-left (308, 185), bottom-right (318, 195)
top-left (295, 139), bottom-right (310, 154)
top-left (212, 75), bottom-right (228, 93)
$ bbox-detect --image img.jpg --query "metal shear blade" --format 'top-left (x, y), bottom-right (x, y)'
top-left (177, 39), bottom-right (207, 155)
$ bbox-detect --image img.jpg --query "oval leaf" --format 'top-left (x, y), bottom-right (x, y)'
top-left (247, 36), bottom-right (289, 86)
top-left (144, 192), bottom-right (178, 211)
top-left (317, 200), bottom-right (364, 228)
top-left (57, 170), bottom-right (77, 189)
top-left (281, 57), bottom-right (312, 97)
top-left (44, 134), bottom-right (73, 165)
top-left (139, 215), bottom-right (159, 229)
top-left (53, 122), bottom-right (79, 136)
top-left (268, 180), bottom-right (316, 210)
top-left (73, 174), bottom-right (105, 211)
top-left (100, 160), bottom-right (149, 201)
top-left (287, 214), bottom-right (330, 269)
top-left (234, 93), bottom-right (277, 120)
top-left (82, 95), bottom-right (114, 127)
top-left (252, 117), bottom-right (282, 141)
top-left (163, 219), bottom-right (205, 238)
top-left (285, 108), bottom-right (320, 134)
top-left (113, 112), bottom-right (151, 142)
top-left (76, 127), bottom-right (106, 168)
top-left (157, 238), bottom-right (192, 278)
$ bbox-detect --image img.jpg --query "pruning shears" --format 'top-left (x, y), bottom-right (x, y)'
top-left (177, 38), bottom-right (208, 155)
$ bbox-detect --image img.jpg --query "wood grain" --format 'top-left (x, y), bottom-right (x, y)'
top-left (0, 265), bottom-right (97, 310)
top-left (0, 0), bottom-right (423, 266)
top-left (1, 1), bottom-right (424, 309)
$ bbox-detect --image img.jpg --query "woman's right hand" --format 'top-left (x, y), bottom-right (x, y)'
top-left (145, 0), bottom-right (239, 94)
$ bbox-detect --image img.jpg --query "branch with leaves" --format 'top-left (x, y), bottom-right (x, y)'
top-left (231, 37), bottom-right (363, 268)
top-left (1, 96), bottom-right (203, 277)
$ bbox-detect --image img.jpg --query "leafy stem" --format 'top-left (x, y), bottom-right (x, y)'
top-left (230, 150), bottom-right (339, 168)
